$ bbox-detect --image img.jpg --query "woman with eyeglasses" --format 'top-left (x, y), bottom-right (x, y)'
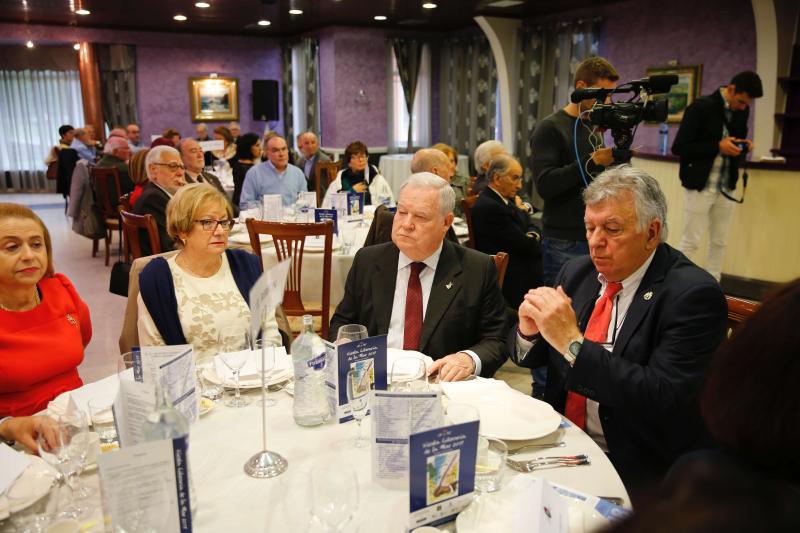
top-left (322, 140), bottom-right (394, 208)
top-left (137, 183), bottom-right (281, 359)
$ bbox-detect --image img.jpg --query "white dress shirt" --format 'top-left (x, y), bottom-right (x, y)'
top-left (387, 243), bottom-right (482, 375)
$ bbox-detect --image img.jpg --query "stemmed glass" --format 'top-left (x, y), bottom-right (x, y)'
top-left (196, 355), bottom-right (223, 402)
top-left (312, 463), bottom-right (360, 532)
top-left (336, 324), bottom-right (368, 344)
top-left (217, 329), bottom-right (251, 408)
top-left (36, 412), bottom-right (92, 520)
top-left (346, 368), bottom-right (370, 448)
top-left (389, 357), bottom-right (428, 392)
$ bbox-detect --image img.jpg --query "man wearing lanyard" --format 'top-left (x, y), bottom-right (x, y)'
top-left (510, 166), bottom-right (727, 498)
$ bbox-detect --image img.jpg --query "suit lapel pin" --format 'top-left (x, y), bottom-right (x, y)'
top-left (643, 291), bottom-right (653, 301)
top-left (445, 281), bottom-right (453, 290)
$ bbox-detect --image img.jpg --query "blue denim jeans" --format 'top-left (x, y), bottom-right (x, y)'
top-left (531, 237), bottom-right (590, 398)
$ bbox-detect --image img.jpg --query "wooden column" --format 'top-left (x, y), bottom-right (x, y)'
top-left (77, 42), bottom-right (105, 141)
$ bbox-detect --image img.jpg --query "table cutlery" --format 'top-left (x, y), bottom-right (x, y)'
top-left (506, 441), bottom-right (566, 455)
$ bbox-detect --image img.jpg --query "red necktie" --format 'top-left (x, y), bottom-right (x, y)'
top-left (564, 281), bottom-right (623, 429)
top-left (403, 262), bottom-right (426, 351)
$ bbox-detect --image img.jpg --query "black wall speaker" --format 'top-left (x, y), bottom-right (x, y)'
top-left (252, 80), bottom-right (279, 122)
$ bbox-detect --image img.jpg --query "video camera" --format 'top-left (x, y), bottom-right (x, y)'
top-left (570, 75), bottom-right (678, 163)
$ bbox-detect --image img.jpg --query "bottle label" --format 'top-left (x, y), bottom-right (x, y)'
top-left (307, 352), bottom-right (326, 370)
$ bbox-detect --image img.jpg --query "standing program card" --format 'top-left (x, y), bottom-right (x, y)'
top-left (135, 345), bottom-right (198, 424)
top-left (324, 335), bottom-right (387, 423)
top-left (346, 192), bottom-right (364, 216)
top-left (262, 194), bottom-right (283, 221)
top-left (314, 208), bottom-right (338, 234)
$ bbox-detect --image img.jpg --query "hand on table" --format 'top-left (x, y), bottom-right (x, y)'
top-left (0, 415), bottom-right (59, 454)
top-left (520, 286), bottom-right (581, 354)
top-left (428, 352), bottom-right (475, 382)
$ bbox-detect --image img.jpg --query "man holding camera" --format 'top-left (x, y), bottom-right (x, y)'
top-left (672, 71), bottom-right (763, 281)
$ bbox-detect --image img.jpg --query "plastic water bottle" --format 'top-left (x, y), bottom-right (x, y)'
top-left (291, 315), bottom-right (331, 427)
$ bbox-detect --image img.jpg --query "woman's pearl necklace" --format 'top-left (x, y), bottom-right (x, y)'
top-left (0, 288), bottom-right (40, 311)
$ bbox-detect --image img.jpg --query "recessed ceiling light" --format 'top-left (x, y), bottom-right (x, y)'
top-left (257, 20), bottom-right (271, 26)
top-left (195, 1), bottom-right (210, 7)
top-left (288, 9), bottom-right (303, 15)
top-left (374, 15), bottom-right (387, 21)
top-left (75, 9), bottom-right (90, 15)
top-left (73, 43), bottom-right (81, 50)
top-left (26, 40), bottom-right (34, 48)
top-left (422, 2), bottom-right (437, 8)
top-left (174, 14), bottom-right (187, 21)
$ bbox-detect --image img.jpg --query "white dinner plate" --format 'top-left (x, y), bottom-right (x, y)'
top-left (203, 367), bottom-right (292, 390)
top-left (0, 455), bottom-right (57, 520)
top-left (304, 235), bottom-right (341, 253)
top-left (228, 232), bottom-right (272, 245)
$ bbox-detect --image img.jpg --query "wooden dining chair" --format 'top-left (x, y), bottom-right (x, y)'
top-left (725, 295), bottom-right (760, 337)
top-left (245, 219), bottom-right (335, 339)
top-left (460, 195), bottom-right (480, 249)
top-left (119, 209), bottom-right (160, 262)
top-left (91, 166), bottom-right (122, 266)
top-left (119, 193), bottom-right (132, 213)
top-left (314, 161), bottom-right (341, 207)
top-left (492, 252), bottom-right (509, 289)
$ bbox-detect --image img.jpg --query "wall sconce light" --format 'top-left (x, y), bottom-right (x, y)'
top-left (354, 89), bottom-right (371, 106)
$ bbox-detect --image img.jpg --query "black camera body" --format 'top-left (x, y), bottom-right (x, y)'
top-left (571, 75), bottom-right (678, 163)
top-left (736, 141), bottom-right (749, 154)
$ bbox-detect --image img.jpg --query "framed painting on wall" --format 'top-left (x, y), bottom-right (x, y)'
top-left (189, 76), bottom-right (239, 122)
top-left (645, 65), bottom-right (702, 123)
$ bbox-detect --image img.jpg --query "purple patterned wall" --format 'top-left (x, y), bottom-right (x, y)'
top-left (0, 22), bottom-right (282, 141)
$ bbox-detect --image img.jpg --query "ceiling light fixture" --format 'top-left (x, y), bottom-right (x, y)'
top-left (289, 9), bottom-right (303, 15)
top-left (422, 2), bottom-right (437, 8)
top-left (73, 43), bottom-right (81, 50)
top-left (257, 20), bottom-right (271, 26)
top-left (174, 14), bottom-right (187, 21)
top-left (26, 40), bottom-right (34, 48)
top-left (195, 2), bottom-right (210, 7)
top-left (75, 9), bottom-right (90, 15)
top-left (374, 15), bottom-right (387, 21)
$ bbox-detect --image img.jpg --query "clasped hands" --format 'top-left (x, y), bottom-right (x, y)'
top-left (518, 286), bottom-right (582, 355)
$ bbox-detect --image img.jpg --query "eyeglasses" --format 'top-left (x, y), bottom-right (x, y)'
top-left (349, 154), bottom-right (367, 160)
top-left (153, 162), bottom-right (186, 171)
top-left (195, 219), bottom-right (236, 231)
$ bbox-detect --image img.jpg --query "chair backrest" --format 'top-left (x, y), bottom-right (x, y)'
top-left (492, 252), bottom-right (509, 289)
top-left (91, 166), bottom-right (122, 221)
top-left (245, 219), bottom-right (335, 338)
top-left (363, 204), bottom-right (395, 247)
top-left (314, 161), bottom-right (340, 207)
top-left (119, 209), bottom-right (160, 262)
top-left (119, 193), bottom-right (132, 213)
top-left (460, 195), bottom-right (480, 249)
top-left (725, 295), bottom-right (760, 336)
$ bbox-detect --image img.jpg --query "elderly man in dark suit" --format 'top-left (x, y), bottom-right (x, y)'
top-left (472, 154), bottom-right (542, 308)
top-left (511, 166), bottom-right (727, 497)
top-left (331, 172), bottom-right (509, 381)
top-left (132, 145), bottom-right (187, 255)
top-left (295, 131), bottom-right (331, 191)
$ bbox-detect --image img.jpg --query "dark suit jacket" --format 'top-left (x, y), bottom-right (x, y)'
top-left (472, 188), bottom-right (543, 307)
top-left (96, 154), bottom-right (133, 197)
top-left (132, 182), bottom-right (175, 256)
top-left (672, 89), bottom-right (749, 191)
top-left (512, 243), bottom-right (727, 492)
top-left (363, 205), bottom-right (458, 248)
top-left (330, 240), bottom-right (509, 377)
top-left (296, 150), bottom-right (332, 185)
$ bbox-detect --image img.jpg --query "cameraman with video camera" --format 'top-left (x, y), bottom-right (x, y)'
top-left (672, 70), bottom-right (763, 282)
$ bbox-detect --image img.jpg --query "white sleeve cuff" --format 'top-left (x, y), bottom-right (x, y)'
top-left (460, 350), bottom-right (481, 376)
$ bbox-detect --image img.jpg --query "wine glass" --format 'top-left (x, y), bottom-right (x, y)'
top-left (36, 412), bottom-right (92, 520)
top-left (341, 230), bottom-right (355, 256)
top-left (346, 368), bottom-right (370, 448)
top-left (389, 357), bottom-right (428, 392)
top-left (336, 324), bottom-right (368, 344)
top-left (217, 329), bottom-right (251, 408)
top-left (196, 354), bottom-right (223, 402)
top-left (312, 463), bottom-right (360, 532)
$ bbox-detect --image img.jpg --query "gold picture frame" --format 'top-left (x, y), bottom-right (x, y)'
top-left (645, 65), bottom-right (702, 123)
top-left (189, 76), bottom-right (239, 122)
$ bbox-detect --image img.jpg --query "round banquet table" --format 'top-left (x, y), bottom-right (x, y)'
top-left (379, 154), bottom-right (470, 198)
top-left (4, 373), bottom-right (630, 532)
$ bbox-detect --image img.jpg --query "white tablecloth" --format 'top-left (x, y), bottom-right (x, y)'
top-left (6, 374), bottom-right (629, 532)
top-left (379, 154), bottom-right (470, 198)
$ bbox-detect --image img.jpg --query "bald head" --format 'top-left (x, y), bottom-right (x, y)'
top-left (410, 149), bottom-right (454, 183)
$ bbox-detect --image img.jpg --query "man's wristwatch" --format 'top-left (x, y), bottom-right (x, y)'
top-left (563, 336), bottom-right (584, 365)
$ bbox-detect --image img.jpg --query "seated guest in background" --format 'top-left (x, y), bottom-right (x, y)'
top-left (295, 131), bottom-right (331, 191)
top-left (331, 172), bottom-right (509, 381)
top-left (323, 141), bottom-right (394, 208)
top-left (127, 148), bottom-right (150, 208)
top-left (137, 184), bottom-right (281, 359)
top-left (411, 148), bottom-right (453, 182)
top-left (179, 138), bottom-right (226, 196)
top-left (471, 140), bottom-right (506, 195)
top-left (108, 127), bottom-right (127, 141)
top-left (240, 133), bottom-right (306, 209)
top-left (162, 128), bottom-right (181, 147)
top-left (44, 125), bottom-right (74, 174)
top-left (472, 154), bottom-right (542, 308)
top-left (133, 145), bottom-right (187, 255)
top-left (83, 124), bottom-right (102, 151)
top-left (211, 126), bottom-right (237, 167)
top-left (70, 127), bottom-right (96, 162)
top-left (126, 123), bottom-right (142, 151)
top-left (511, 166), bottom-right (727, 497)
top-left (431, 143), bottom-right (469, 217)
top-left (57, 124), bottom-right (74, 149)
top-left (232, 133), bottom-right (262, 209)
top-left (228, 122), bottom-right (240, 143)
top-left (0, 203), bottom-right (92, 417)
top-left (96, 136), bottom-right (134, 199)
top-left (196, 123), bottom-right (210, 142)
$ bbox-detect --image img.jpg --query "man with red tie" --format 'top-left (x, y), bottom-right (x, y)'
top-left (330, 172), bottom-right (509, 381)
top-left (512, 166), bottom-right (727, 496)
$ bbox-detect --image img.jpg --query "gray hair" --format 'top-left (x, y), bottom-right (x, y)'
top-left (145, 145), bottom-right (181, 180)
top-left (73, 128), bottom-right (87, 138)
top-left (103, 136), bottom-right (128, 155)
top-left (399, 172), bottom-right (455, 217)
top-left (583, 165), bottom-right (668, 241)
top-left (486, 153), bottom-right (518, 183)
top-left (473, 140), bottom-right (506, 171)
top-left (410, 148), bottom-right (450, 174)
top-left (175, 137), bottom-right (198, 155)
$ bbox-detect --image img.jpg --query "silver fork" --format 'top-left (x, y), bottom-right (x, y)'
top-left (506, 454), bottom-right (590, 473)
top-left (507, 441), bottom-right (566, 456)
